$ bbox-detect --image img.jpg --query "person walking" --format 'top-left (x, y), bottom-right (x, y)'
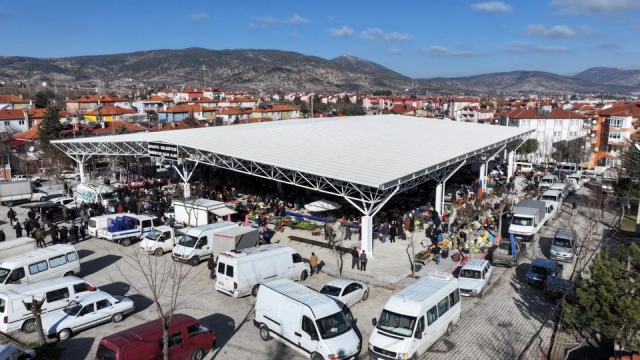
top-left (23, 218), bottom-right (31, 236)
top-left (380, 221), bottom-right (388, 243)
top-left (389, 221), bottom-right (397, 243)
top-left (0, 229), bottom-right (5, 243)
top-left (309, 252), bottom-right (319, 275)
top-left (359, 250), bottom-right (368, 271)
top-left (432, 244), bottom-right (442, 265)
top-left (207, 255), bottom-right (216, 279)
top-left (7, 208), bottom-right (16, 226)
top-left (69, 223), bottom-right (79, 244)
top-left (35, 227), bottom-right (46, 248)
top-left (350, 247), bottom-right (360, 270)
top-left (59, 226), bottom-right (68, 244)
top-left (51, 224), bottom-right (59, 244)
top-left (79, 224), bottom-right (87, 241)
top-left (13, 221), bottom-right (23, 238)
top-left (344, 225), bottom-right (352, 241)
top-left (572, 200), bottom-right (577, 216)
top-left (82, 212), bottom-right (90, 228)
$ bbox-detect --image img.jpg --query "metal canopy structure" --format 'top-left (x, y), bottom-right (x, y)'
top-left (52, 115), bottom-right (534, 256)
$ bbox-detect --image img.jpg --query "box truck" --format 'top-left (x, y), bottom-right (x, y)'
top-left (172, 198), bottom-right (236, 226)
top-left (212, 226), bottom-right (259, 258)
top-left (75, 183), bottom-right (119, 210)
top-left (0, 237), bottom-right (37, 261)
top-left (508, 200), bottom-right (546, 242)
top-left (171, 222), bottom-right (240, 266)
top-left (0, 181), bottom-right (48, 206)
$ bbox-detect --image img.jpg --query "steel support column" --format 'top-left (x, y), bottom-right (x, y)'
top-left (507, 150), bottom-right (516, 180)
top-left (438, 160), bottom-right (467, 215)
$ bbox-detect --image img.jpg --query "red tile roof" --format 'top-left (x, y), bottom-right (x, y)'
top-left (253, 104), bottom-right (298, 113)
top-left (0, 109), bottom-right (25, 120)
top-left (92, 121), bottom-right (148, 135)
top-left (148, 95), bottom-right (173, 102)
top-left (67, 95), bottom-right (130, 103)
top-left (27, 108), bottom-right (73, 119)
top-left (84, 106), bottom-right (137, 115)
top-left (149, 121), bottom-right (199, 132)
top-left (160, 104), bottom-right (216, 113)
top-left (12, 126), bottom-right (39, 140)
top-left (0, 95), bottom-right (31, 103)
top-left (599, 102), bottom-right (640, 117)
top-left (498, 107), bottom-right (586, 119)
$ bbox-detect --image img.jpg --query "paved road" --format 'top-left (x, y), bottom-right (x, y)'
top-left (0, 181), bottom-right (615, 360)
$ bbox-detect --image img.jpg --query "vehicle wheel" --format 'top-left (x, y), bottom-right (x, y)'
top-left (251, 284), bottom-right (260, 297)
top-left (410, 353), bottom-right (418, 360)
top-left (362, 290), bottom-right (369, 301)
top-left (154, 248), bottom-right (163, 257)
top-left (190, 348), bottom-right (204, 360)
top-left (75, 176), bottom-right (80, 181)
top-left (191, 257), bottom-right (200, 266)
top-left (446, 322), bottom-right (454, 336)
top-left (63, 271), bottom-right (74, 277)
top-left (57, 328), bottom-right (72, 341)
top-left (478, 291), bottom-right (484, 299)
top-left (112, 312), bottom-right (124, 323)
top-left (22, 319), bottom-right (36, 333)
top-left (259, 324), bottom-right (271, 341)
top-left (121, 238), bottom-right (132, 247)
top-left (39, 196), bottom-right (47, 202)
top-left (300, 270), bottom-right (308, 281)
top-left (311, 353), bottom-right (324, 360)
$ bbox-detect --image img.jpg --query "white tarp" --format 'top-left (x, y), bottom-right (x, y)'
top-left (211, 207), bottom-right (237, 217)
top-left (304, 199), bottom-right (342, 212)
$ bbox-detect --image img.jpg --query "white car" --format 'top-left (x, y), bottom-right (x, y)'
top-left (11, 174), bottom-right (41, 183)
top-left (61, 171), bottom-right (81, 181)
top-left (40, 290), bottom-right (135, 341)
top-left (457, 259), bottom-right (494, 298)
top-left (0, 344), bottom-right (35, 359)
top-left (48, 197), bottom-right (78, 209)
top-left (319, 278), bottom-right (369, 307)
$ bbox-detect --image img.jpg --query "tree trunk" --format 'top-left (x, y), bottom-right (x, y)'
top-left (35, 313), bottom-right (46, 346)
top-left (163, 323), bottom-right (169, 360)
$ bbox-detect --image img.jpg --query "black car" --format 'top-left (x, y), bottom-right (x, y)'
top-left (20, 202), bottom-right (72, 222)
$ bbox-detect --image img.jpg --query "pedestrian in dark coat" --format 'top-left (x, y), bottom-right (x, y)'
top-left (13, 222), bottom-right (23, 238)
top-left (359, 250), bottom-right (368, 271)
top-left (351, 247), bottom-right (360, 270)
top-left (389, 222), bottom-right (397, 243)
top-left (0, 229), bottom-right (5, 242)
top-left (7, 208), bottom-right (16, 226)
top-left (59, 226), bottom-right (68, 244)
top-left (207, 255), bottom-right (216, 279)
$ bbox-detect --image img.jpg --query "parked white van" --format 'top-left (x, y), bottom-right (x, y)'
top-left (549, 182), bottom-right (570, 200)
top-left (515, 162), bottom-right (534, 174)
top-left (0, 245), bottom-right (80, 291)
top-left (368, 272), bottom-right (461, 360)
top-left (171, 222), bottom-right (239, 266)
top-left (538, 175), bottom-right (558, 192)
top-left (0, 276), bottom-right (95, 333)
top-left (539, 190), bottom-right (563, 216)
top-left (215, 244), bottom-right (310, 298)
top-left (254, 279), bottom-right (361, 360)
top-left (88, 214), bottom-right (117, 238)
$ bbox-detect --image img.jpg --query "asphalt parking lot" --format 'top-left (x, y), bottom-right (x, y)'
top-left (0, 181), bottom-right (615, 360)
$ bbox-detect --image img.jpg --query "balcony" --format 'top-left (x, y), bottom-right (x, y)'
top-left (631, 132), bottom-right (639, 141)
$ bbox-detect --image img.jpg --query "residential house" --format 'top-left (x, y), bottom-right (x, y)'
top-left (0, 95), bottom-right (33, 110)
top-left (91, 121), bottom-right (149, 136)
top-left (150, 120), bottom-right (200, 132)
top-left (202, 87), bottom-right (221, 100)
top-left (174, 88), bottom-right (204, 103)
top-left (449, 97), bottom-right (480, 120)
top-left (496, 106), bottom-right (588, 163)
top-left (157, 104), bottom-right (217, 123)
top-left (155, 89), bottom-right (176, 99)
top-left (228, 97), bottom-right (259, 108)
top-left (251, 104), bottom-right (299, 121)
top-left (131, 100), bottom-right (167, 121)
top-left (66, 95), bottom-right (132, 114)
top-left (0, 109), bottom-right (30, 133)
top-left (27, 108), bottom-right (74, 126)
top-left (83, 106), bottom-right (143, 123)
top-left (217, 108), bottom-right (253, 125)
top-left (592, 101), bottom-right (640, 167)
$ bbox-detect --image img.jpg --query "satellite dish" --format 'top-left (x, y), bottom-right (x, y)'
top-left (593, 147), bottom-right (599, 152)
top-left (29, 146), bottom-right (35, 152)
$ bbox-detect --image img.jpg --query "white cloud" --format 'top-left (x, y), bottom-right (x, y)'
top-left (550, 0), bottom-right (640, 16)
top-left (188, 12), bottom-right (210, 21)
top-left (388, 48), bottom-right (404, 55)
top-left (285, 14), bottom-right (310, 24)
top-left (471, 1), bottom-right (512, 12)
top-left (423, 45), bottom-right (482, 57)
top-left (507, 41), bottom-right (570, 53)
top-left (329, 26), bottom-right (354, 38)
top-left (525, 24), bottom-right (576, 38)
top-left (360, 28), bottom-right (412, 42)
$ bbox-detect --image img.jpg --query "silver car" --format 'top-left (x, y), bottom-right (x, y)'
top-left (550, 229), bottom-right (575, 263)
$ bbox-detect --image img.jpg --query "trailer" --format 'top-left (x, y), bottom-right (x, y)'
top-left (0, 181), bottom-right (48, 206)
top-left (172, 198), bottom-right (236, 226)
top-left (212, 226), bottom-right (259, 260)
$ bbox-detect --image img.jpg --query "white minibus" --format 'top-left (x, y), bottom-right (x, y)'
top-left (0, 276), bottom-right (95, 333)
top-left (0, 245), bottom-right (80, 291)
top-left (368, 272), bottom-right (461, 360)
top-left (254, 279), bottom-right (361, 360)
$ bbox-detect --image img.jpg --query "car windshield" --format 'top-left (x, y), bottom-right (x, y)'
top-left (530, 266), bottom-right (548, 275)
top-left (178, 234), bottom-right (198, 248)
top-left (319, 285), bottom-right (342, 297)
top-left (460, 270), bottom-right (482, 279)
top-left (147, 229), bottom-right (163, 241)
top-left (96, 344), bottom-right (117, 360)
top-left (541, 178), bottom-right (554, 183)
top-left (64, 300), bottom-right (83, 316)
top-left (541, 195), bottom-right (556, 202)
top-left (376, 309), bottom-right (417, 337)
top-left (0, 268), bottom-right (10, 284)
top-left (315, 311), bottom-right (351, 339)
top-left (512, 216), bottom-right (533, 226)
top-left (553, 238), bottom-right (572, 248)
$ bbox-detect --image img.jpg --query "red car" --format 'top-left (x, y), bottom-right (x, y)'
top-left (95, 314), bottom-right (216, 360)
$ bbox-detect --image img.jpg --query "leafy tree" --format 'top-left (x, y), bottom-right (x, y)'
top-left (516, 138), bottom-right (539, 154)
top-left (114, 123), bottom-right (129, 135)
top-left (37, 106), bottom-right (62, 158)
top-left (620, 143), bottom-right (640, 180)
top-left (563, 243), bottom-right (640, 350)
top-left (33, 89), bottom-right (65, 109)
top-left (183, 114), bottom-right (199, 128)
top-left (551, 142), bottom-right (569, 163)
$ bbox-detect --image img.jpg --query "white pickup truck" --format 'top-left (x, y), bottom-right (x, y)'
top-left (139, 226), bottom-right (186, 256)
top-left (99, 214), bottom-right (163, 246)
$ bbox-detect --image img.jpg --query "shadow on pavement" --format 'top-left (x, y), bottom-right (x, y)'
top-left (77, 249), bottom-right (95, 259)
top-left (128, 294), bottom-right (154, 314)
top-left (60, 336), bottom-right (95, 360)
top-left (79, 255), bottom-right (121, 277)
top-left (201, 313), bottom-right (236, 359)
top-left (538, 236), bottom-right (552, 259)
top-left (98, 281), bottom-right (131, 296)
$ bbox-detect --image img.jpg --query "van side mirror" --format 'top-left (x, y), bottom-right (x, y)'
top-left (371, 318), bottom-right (377, 326)
top-left (415, 332), bottom-right (422, 339)
top-left (310, 334), bottom-right (318, 341)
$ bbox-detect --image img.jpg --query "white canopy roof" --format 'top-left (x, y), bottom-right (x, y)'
top-left (54, 115), bottom-right (532, 189)
top-left (211, 207), bottom-right (237, 217)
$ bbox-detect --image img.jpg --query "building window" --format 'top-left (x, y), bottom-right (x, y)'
top-left (602, 131), bottom-right (608, 138)
top-left (610, 117), bottom-right (625, 128)
top-left (3, 121), bottom-right (8, 126)
top-left (19, 120), bottom-right (25, 125)
top-left (608, 132), bottom-right (621, 139)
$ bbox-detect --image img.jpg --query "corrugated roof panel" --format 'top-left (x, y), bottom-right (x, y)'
top-left (54, 115), bottom-right (533, 188)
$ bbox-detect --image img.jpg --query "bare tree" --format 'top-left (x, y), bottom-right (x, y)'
top-left (114, 247), bottom-right (200, 360)
top-left (325, 221), bottom-right (344, 276)
top-left (22, 296), bottom-right (46, 346)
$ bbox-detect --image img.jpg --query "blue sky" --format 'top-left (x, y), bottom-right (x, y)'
top-left (1, 0), bottom-right (640, 78)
